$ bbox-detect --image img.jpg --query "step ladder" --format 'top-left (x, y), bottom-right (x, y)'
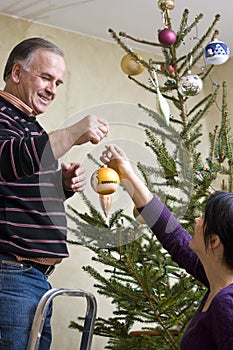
top-left (26, 288), bottom-right (97, 350)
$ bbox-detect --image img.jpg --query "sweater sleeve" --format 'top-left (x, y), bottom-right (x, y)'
top-left (138, 195), bottom-right (208, 286)
top-left (0, 113), bottom-right (55, 181)
top-left (53, 168), bottom-right (75, 201)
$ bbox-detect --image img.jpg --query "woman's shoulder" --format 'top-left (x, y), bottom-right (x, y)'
top-left (211, 284), bottom-right (233, 312)
top-left (208, 285), bottom-right (233, 342)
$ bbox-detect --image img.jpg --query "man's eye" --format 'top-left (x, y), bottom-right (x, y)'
top-left (41, 75), bottom-right (50, 80)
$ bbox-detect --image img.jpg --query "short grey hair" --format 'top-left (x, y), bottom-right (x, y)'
top-left (3, 37), bottom-right (64, 81)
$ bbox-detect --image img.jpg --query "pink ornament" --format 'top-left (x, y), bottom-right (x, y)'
top-left (158, 28), bottom-right (176, 46)
top-left (159, 64), bottom-right (175, 74)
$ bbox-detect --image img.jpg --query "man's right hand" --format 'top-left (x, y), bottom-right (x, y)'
top-left (49, 114), bottom-right (109, 160)
top-left (73, 114), bottom-right (109, 146)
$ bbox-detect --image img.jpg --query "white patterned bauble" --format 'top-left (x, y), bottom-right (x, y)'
top-left (204, 40), bottom-right (230, 65)
top-left (178, 71), bottom-right (203, 97)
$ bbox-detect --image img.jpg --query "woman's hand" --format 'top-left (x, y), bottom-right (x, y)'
top-left (100, 144), bottom-right (134, 180)
top-left (100, 144), bottom-right (153, 207)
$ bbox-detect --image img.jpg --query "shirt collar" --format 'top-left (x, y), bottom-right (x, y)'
top-left (0, 90), bottom-right (34, 117)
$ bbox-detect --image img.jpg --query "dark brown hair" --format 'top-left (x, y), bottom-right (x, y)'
top-left (203, 190), bottom-right (233, 269)
top-left (3, 37), bottom-right (64, 82)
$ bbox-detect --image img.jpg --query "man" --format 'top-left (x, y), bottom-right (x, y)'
top-left (0, 37), bottom-right (109, 349)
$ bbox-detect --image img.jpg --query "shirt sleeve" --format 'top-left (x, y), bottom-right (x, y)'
top-left (53, 168), bottom-right (75, 201)
top-left (138, 195), bottom-right (208, 286)
top-left (0, 116), bottom-right (55, 181)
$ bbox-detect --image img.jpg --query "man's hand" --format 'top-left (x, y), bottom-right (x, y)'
top-left (61, 162), bottom-right (87, 192)
top-left (73, 115), bottom-right (109, 146)
top-left (49, 115), bottom-right (109, 160)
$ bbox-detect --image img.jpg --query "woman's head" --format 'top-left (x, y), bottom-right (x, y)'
top-left (204, 191), bottom-right (233, 269)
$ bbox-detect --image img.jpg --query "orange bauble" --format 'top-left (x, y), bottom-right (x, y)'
top-left (120, 53), bottom-right (145, 76)
top-left (90, 167), bottom-right (120, 195)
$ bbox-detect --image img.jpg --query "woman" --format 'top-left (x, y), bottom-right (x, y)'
top-left (100, 144), bottom-right (233, 350)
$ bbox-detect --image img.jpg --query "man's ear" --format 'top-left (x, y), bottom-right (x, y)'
top-left (11, 63), bottom-right (22, 83)
top-left (210, 234), bottom-right (221, 249)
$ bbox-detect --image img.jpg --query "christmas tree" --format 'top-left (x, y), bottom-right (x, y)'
top-left (67, 2), bottom-right (233, 349)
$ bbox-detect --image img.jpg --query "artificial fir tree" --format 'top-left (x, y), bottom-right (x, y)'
top-left (68, 2), bottom-right (233, 349)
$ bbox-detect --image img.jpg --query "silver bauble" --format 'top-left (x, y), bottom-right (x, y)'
top-left (178, 71), bottom-right (203, 97)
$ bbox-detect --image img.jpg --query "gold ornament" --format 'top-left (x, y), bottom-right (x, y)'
top-left (157, 0), bottom-right (176, 10)
top-left (90, 166), bottom-right (120, 195)
top-left (120, 53), bottom-right (145, 76)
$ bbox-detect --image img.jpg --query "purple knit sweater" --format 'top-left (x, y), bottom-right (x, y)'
top-left (139, 195), bottom-right (233, 350)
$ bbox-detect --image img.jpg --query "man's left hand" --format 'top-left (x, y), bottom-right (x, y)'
top-left (61, 162), bottom-right (87, 192)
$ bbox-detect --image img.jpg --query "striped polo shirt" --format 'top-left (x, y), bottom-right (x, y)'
top-left (0, 94), bottom-right (73, 259)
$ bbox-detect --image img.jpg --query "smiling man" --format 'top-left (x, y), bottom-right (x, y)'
top-left (0, 37), bottom-right (109, 350)
top-left (4, 44), bottom-right (65, 115)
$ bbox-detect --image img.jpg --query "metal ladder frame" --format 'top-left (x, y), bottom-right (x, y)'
top-left (26, 288), bottom-right (97, 350)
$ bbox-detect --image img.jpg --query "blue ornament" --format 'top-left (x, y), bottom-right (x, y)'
top-left (204, 40), bottom-right (230, 65)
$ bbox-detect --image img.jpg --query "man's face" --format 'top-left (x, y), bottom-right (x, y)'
top-left (14, 48), bottom-right (66, 115)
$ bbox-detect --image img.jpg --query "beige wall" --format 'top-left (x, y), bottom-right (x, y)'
top-left (0, 13), bottom-right (232, 350)
top-left (0, 13), bottom-right (156, 350)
